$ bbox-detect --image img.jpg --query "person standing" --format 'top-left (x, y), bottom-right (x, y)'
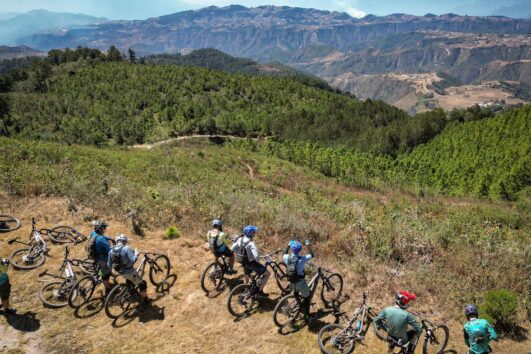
top-left (0, 257), bottom-right (15, 314)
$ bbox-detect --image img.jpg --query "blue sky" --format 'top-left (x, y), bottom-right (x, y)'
top-left (0, 0), bottom-right (490, 20)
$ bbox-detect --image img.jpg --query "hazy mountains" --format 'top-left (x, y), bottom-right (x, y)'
top-left (0, 10), bottom-right (106, 45)
top-left (454, 0), bottom-right (531, 19)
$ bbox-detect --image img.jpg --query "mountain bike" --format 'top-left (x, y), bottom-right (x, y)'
top-left (226, 249), bottom-right (290, 317)
top-left (200, 254), bottom-right (234, 294)
top-left (0, 214), bottom-right (21, 233)
top-left (67, 262), bottom-right (107, 309)
top-left (8, 219), bottom-right (48, 270)
top-left (272, 264), bottom-right (343, 328)
top-left (40, 225), bottom-right (87, 244)
top-left (378, 311), bottom-right (449, 354)
top-left (317, 293), bottom-right (381, 353)
top-left (104, 252), bottom-right (170, 319)
top-left (37, 246), bottom-right (91, 308)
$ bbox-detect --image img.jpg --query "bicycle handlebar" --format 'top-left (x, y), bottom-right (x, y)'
top-left (261, 249), bottom-right (283, 258)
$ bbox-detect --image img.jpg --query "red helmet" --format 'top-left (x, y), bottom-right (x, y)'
top-left (395, 290), bottom-right (417, 309)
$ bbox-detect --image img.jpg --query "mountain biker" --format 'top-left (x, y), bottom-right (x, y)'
top-left (107, 234), bottom-right (149, 303)
top-left (283, 239), bottom-right (313, 317)
top-left (90, 221), bottom-right (113, 294)
top-left (463, 304), bottom-right (497, 354)
top-left (0, 257), bottom-right (15, 314)
top-left (374, 291), bottom-right (422, 354)
top-left (231, 225), bottom-right (270, 297)
top-left (207, 219), bottom-right (236, 275)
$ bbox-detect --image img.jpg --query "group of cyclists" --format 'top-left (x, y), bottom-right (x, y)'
top-left (206, 219), bottom-right (498, 354)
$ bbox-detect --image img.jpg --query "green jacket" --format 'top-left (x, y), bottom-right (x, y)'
top-left (464, 318), bottom-right (497, 354)
top-left (374, 306), bottom-right (422, 342)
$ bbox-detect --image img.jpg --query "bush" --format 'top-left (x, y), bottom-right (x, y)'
top-left (164, 225), bottom-right (180, 240)
top-left (479, 289), bottom-right (518, 332)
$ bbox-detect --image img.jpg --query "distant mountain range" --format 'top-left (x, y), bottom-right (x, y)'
top-left (0, 45), bottom-right (45, 60)
top-left (454, 0), bottom-right (531, 19)
top-left (0, 10), bottom-right (106, 45)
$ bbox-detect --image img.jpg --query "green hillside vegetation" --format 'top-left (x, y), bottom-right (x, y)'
top-left (0, 136), bottom-right (529, 322)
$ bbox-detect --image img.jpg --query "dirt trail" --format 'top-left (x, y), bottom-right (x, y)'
top-left (0, 195), bottom-right (529, 354)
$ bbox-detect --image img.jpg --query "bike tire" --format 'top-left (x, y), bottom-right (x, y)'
top-left (104, 284), bottom-right (133, 319)
top-left (68, 275), bottom-right (97, 309)
top-left (373, 321), bottom-right (388, 341)
top-left (272, 294), bottom-right (303, 328)
top-left (49, 226), bottom-right (86, 244)
top-left (39, 281), bottom-right (70, 308)
top-left (0, 215), bottom-right (21, 233)
top-left (9, 248), bottom-right (45, 270)
top-left (274, 262), bottom-right (291, 294)
top-left (320, 272), bottom-right (343, 307)
top-left (227, 283), bottom-right (254, 317)
top-left (79, 258), bottom-right (97, 275)
top-left (422, 324), bottom-right (449, 354)
top-left (149, 254), bottom-right (171, 286)
top-left (200, 261), bottom-right (225, 294)
top-left (318, 323), bottom-right (356, 354)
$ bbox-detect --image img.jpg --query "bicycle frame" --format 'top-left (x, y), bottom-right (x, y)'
top-left (9, 218), bottom-right (47, 252)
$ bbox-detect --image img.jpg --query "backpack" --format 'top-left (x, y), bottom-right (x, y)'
top-left (208, 230), bottom-right (220, 253)
top-left (234, 236), bottom-right (251, 264)
top-left (86, 235), bottom-right (99, 259)
top-left (110, 245), bottom-right (126, 272)
top-left (286, 255), bottom-right (304, 282)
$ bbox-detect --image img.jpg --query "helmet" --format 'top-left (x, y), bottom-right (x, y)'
top-left (93, 220), bottom-right (108, 232)
top-left (212, 219), bottom-right (223, 228)
top-left (289, 240), bottom-right (302, 254)
top-left (116, 234), bottom-right (128, 243)
top-left (243, 225), bottom-right (258, 237)
top-left (465, 304), bottom-right (479, 317)
top-left (395, 290), bottom-right (417, 309)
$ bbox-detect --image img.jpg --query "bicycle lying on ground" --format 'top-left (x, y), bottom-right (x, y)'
top-left (226, 249), bottom-right (291, 318)
top-left (0, 214), bottom-right (21, 233)
top-left (40, 225), bottom-right (87, 244)
top-left (104, 252), bottom-right (171, 319)
top-left (8, 219), bottom-right (48, 270)
top-left (38, 246), bottom-right (94, 308)
top-left (272, 264), bottom-right (343, 328)
top-left (317, 292), bottom-right (382, 354)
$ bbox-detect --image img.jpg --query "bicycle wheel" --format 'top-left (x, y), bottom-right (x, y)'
top-left (0, 215), bottom-right (21, 233)
top-left (68, 275), bottom-right (97, 309)
top-left (321, 273), bottom-right (343, 306)
top-left (200, 261), bottom-right (225, 293)
top-left (79, 258), bottom-right (97, 275)
top-left (272, 294), bottom-right (303, 328)
top-left (39, 281), bottom-right (70, 308)
top-left (422, 324), bottom-right (449, 354)
top-left (274, 263), bottom-right (291, 293)
top-left (149, 255), bottom-right (170, 286)
top-left (227, 283), bottom-right (255, 317)
top-left (9, 248), bottom-right (45, 270)
top-left (104, 284), bottom-right (133, 319)
top-left (373, 321), bottom-right (388, 341)
top-left (318, 323), bottom-right (356, 354)
top-left (49, 226), bottom-right (86, 244)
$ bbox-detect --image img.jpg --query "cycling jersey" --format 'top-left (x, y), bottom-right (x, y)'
top-left (464, 318), bottom-right (497, 354)
top-left (374, 306), bottom-right (422, 342)
top-left (207, 230), bottom-right (230, 251)
top-left (90, 231), bottom-right (112, 262)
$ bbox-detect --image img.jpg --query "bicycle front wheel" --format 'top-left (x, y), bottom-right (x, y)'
top-left (39, 281), bottom-right (70, 308)
top-left (104, 284), bottom-right (133, 319)
top-left (227, 284), bottom-right (254, 317)
top-left (321, 273), bottom-right (343, 307)
top-left (200, 261), bottom-right (225, 293)
top-left (10, 248), bottom-right (45, 270)
top-left (149, 255), bottom-right (170, 286)
top-left (422, 324), bottom-right (449, 354)
top-left (274, 263), bottom-right (291, 294)
top-left (272, 294), bottom-right (303, 328)
top-left (0, 215), bottom-right (21, 233)
top-left (318, 323), bottom-right (356, 354)
top-left (48, 226), bottom-right (85, 244)
top-left (68, 275), bottom-right (97, 309)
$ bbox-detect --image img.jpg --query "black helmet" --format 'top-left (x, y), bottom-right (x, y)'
top-left (465, 304), bottom-right (479, 317)
top-left (93, 220), bottom-right (108, 233)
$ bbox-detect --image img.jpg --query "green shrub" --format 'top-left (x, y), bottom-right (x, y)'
top-left (164, 225), bottom-right (180, 240)
top-left (479, 289), bottom-right (518, 332)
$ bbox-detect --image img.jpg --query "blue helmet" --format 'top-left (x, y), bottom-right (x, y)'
top-left (289, 240), bottom-right (302, 254)
top-left (243, 225), bottom-right (258, 237)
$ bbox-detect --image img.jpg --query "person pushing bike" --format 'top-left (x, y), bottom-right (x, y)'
top-left (108, 234), bottom-right (150, 304)
top-left (88, 220), bottom-right (113, 294)
top-left (463, 304), bottom-right (497, 354)
top-left (374, 291), bottom-right (422, 354)
top-left (231, 225), bottom-right (270, 297)
top-left (283, 239), bottom-right (313, 318)
top-left (207, 219), bottom-right (236, 275)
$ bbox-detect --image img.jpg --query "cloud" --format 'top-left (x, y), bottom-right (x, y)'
top-left (333, 0), bottom-right (366, 18)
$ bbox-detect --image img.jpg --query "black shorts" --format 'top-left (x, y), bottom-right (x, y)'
top-left (0, 281), bottom-right (11, 301)
top-left (214, 247), bottom-right (233, 258)
top-left (244, 261), bottom-right (267, 276)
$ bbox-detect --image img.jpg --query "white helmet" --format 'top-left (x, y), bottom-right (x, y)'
top-left (116, 234), bottom-right (128, 243)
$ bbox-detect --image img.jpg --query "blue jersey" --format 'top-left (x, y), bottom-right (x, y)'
top-left (283, 253), bottom-right (312, 276)
top-left (90, 231), bottom-right (112, 261)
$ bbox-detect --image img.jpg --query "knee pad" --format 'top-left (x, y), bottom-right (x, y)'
top-left (139, 280), bottom-right (147, 292)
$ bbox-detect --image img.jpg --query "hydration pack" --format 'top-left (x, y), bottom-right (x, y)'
top-left (286, 256), bottom-right (304, 282)
top-left (234, 237), bottom-right (251, 264)
top-left (208, 230), bottom-right (220, 253)
top-left (86, 235), bottom-right (99, 259)
top-left (110, 245), bottom-right (126, 272)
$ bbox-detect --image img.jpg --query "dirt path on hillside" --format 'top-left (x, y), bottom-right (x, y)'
top-left (0, 195), bottom-right (529, 354)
